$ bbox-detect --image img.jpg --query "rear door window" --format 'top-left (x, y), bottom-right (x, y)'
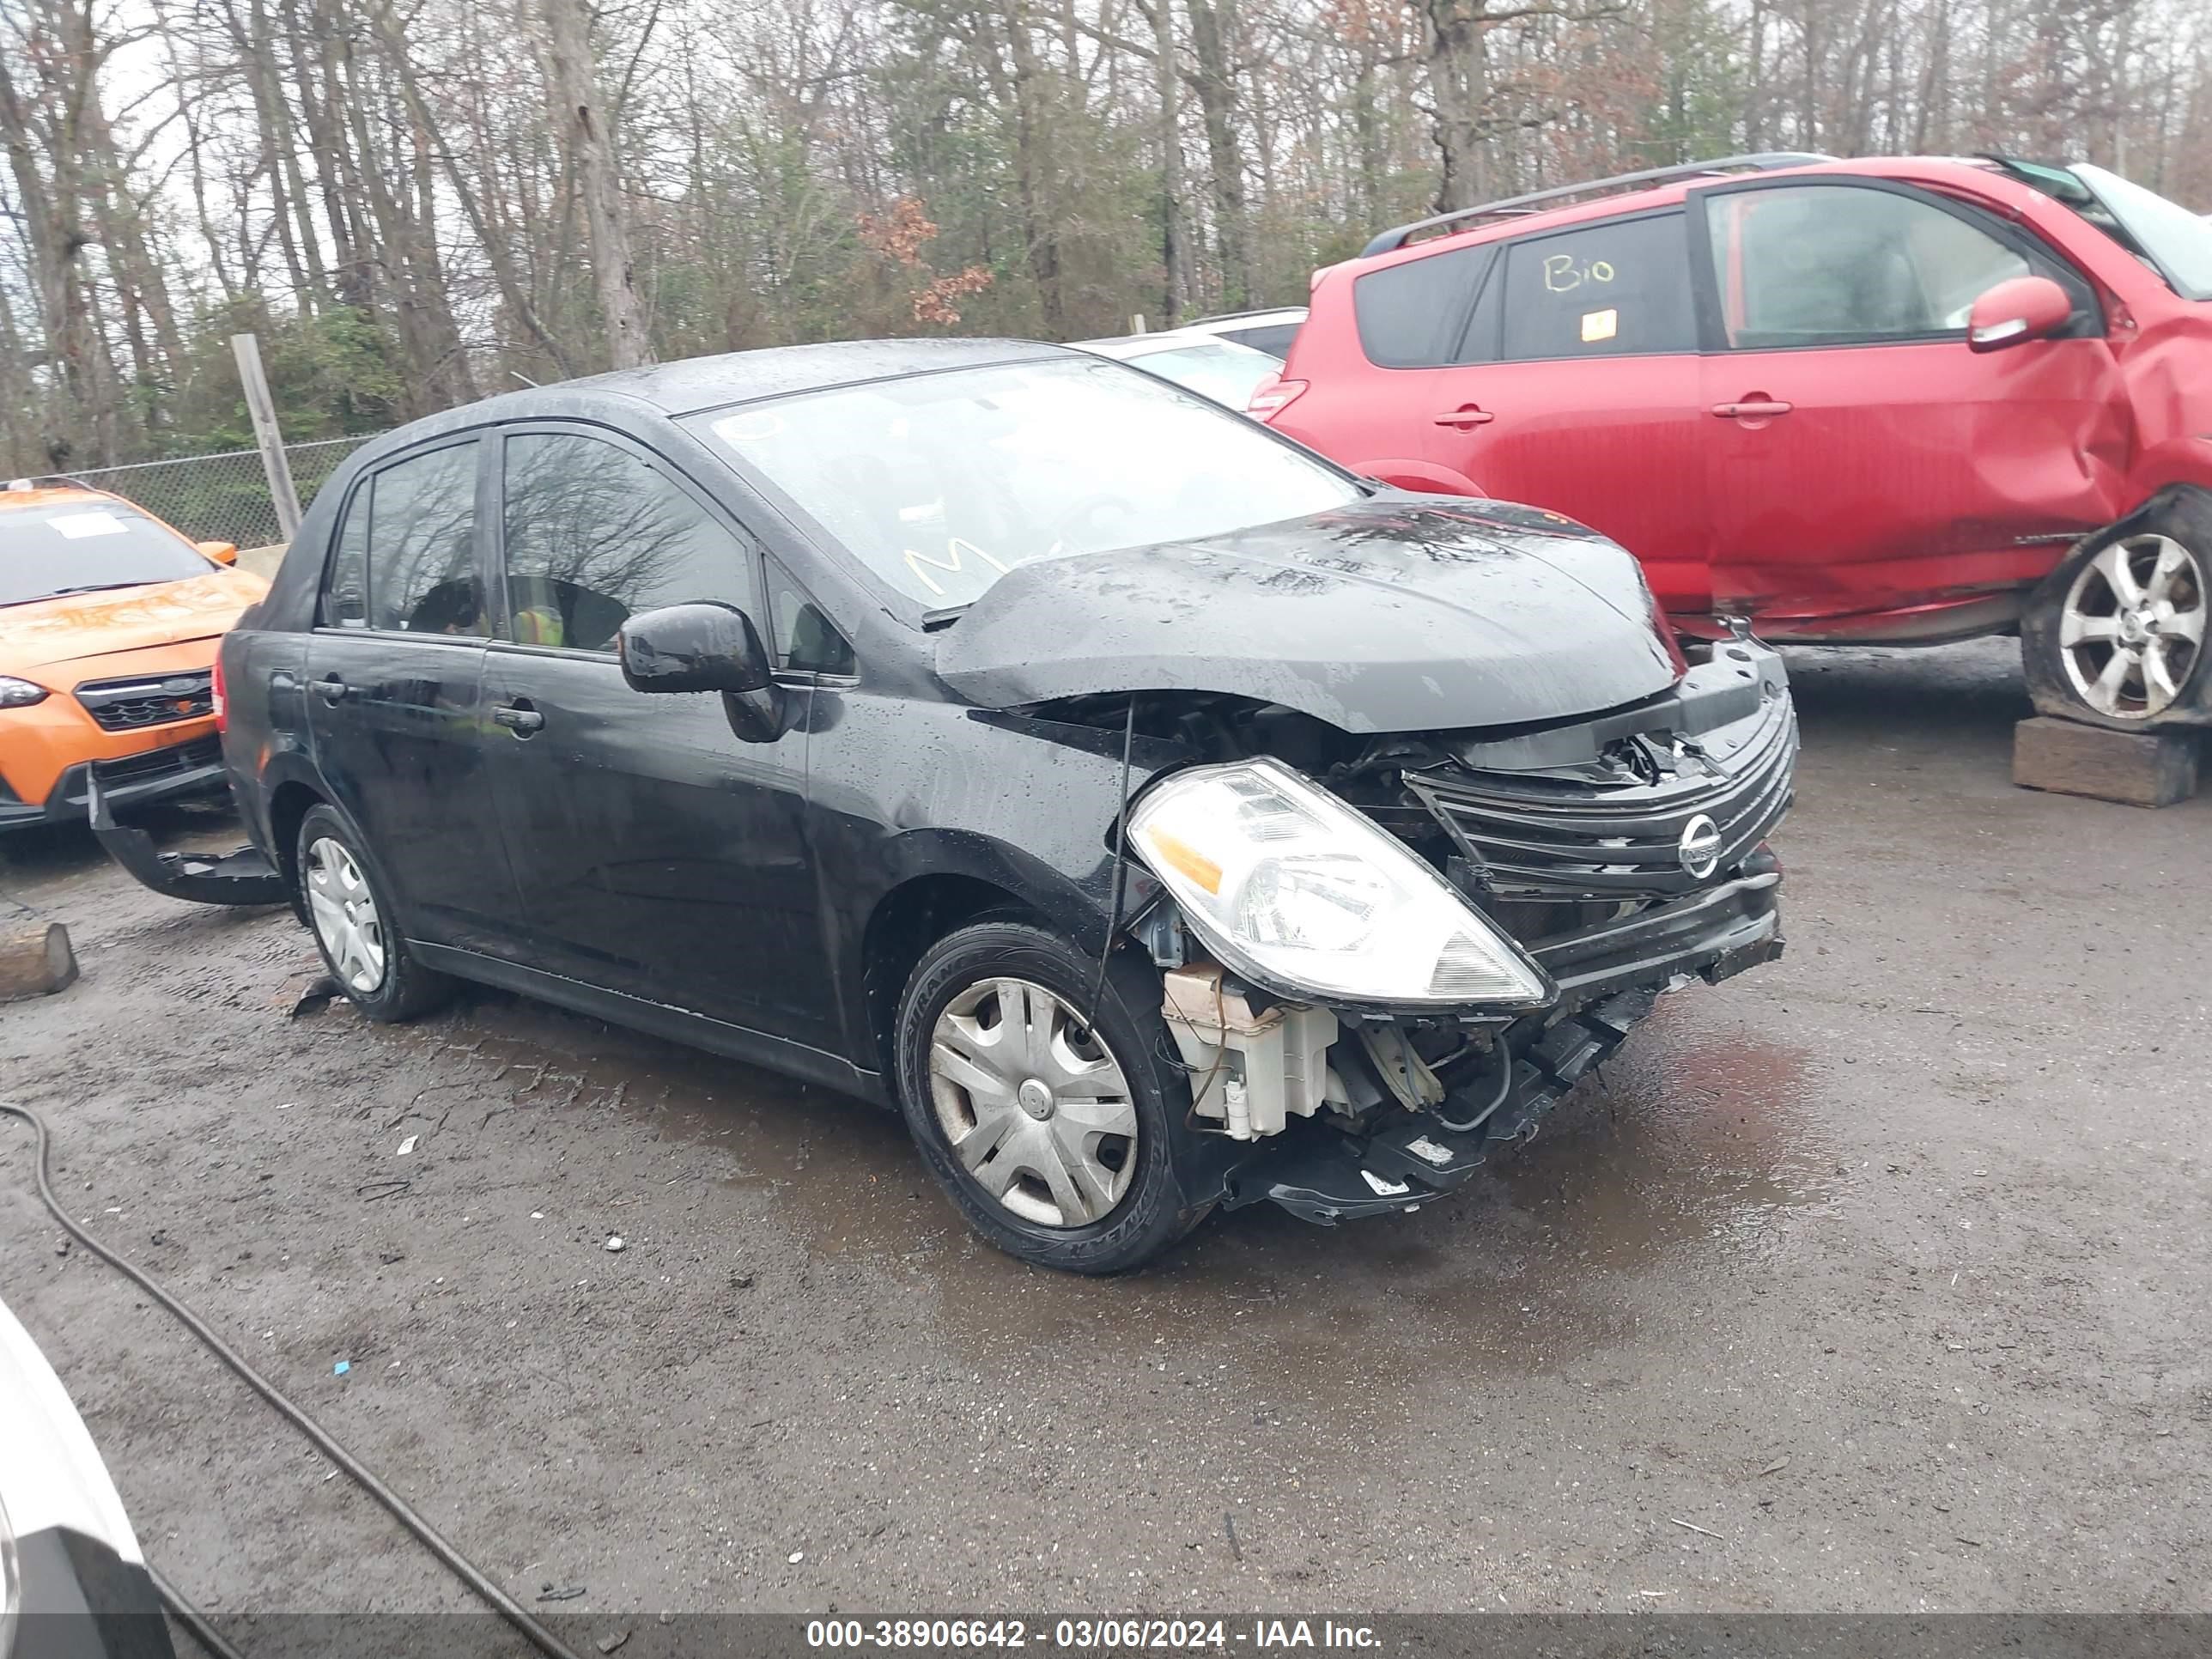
top-left (1499, 214), bottom-right (1696, 360)
top-left (349, 441), bottom-right (485, 635)
top-left (499, 430), bottom-right (761, 653)
top-left (1702, 185), bottom-right (2032, 348)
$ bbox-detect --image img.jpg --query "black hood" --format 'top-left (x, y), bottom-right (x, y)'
top-left (934, 497), bottom-right (1682, 733)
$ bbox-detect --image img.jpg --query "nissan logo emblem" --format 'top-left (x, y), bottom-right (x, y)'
top-left (1677, 813), bottom-right (1722, 879)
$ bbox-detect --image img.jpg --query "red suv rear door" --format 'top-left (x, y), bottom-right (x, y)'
top-left (1686, 175), bottom-right (2130, 639)
top-left (1409, 211), bottom-right (1711, 610)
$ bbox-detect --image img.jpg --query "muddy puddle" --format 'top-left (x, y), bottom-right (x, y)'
top-left (363, 982), bottom-right (1845, 1407)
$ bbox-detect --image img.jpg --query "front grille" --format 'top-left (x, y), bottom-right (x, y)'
top-left (1407, 698), bottom-right (1796, 902)
top-left (75, 670), bottom-right (214, 732)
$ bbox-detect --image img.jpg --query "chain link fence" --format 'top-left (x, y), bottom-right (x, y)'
top-left (66, 434), bottom-right (385, 551)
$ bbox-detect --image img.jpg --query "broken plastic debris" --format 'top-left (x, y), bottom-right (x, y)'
top-left (605, 1236), bottom-right (625, 1253)
top-left (531, 1211), bottom-right (545, 1219)
top-left (333, 1361), bottom-right (350, 1376)
top-left (787, 1550), bottom-right (804, 1564)
top-left (396, 1135), bottom-right (417, 1156)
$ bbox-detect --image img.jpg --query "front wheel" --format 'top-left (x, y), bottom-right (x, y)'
top-left (2022, 497), bottom-right (2210, 728)
top-left (894, 921), bottom-right (1202, 1273)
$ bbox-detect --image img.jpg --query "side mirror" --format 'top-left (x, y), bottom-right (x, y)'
top-left (1966, 276), bottom-right (2072, 352)
top-left (617, 602), bottom-right (773, 695)
top-left (198, 540), bottom-right (240, 565)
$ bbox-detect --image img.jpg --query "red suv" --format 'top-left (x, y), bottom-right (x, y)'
top-left (1257, 153), bottom-right (2212, 728)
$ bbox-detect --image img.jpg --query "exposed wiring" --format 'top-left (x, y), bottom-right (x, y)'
top-left (1085, 694), bottom-right (1139, 1032)
top-left (1434, 1043), bottom-right (1517, 1134)
top-left (0, 1102), bottom-right (589, 1659)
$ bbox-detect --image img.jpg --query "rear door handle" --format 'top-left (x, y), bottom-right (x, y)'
top-left (1432, 405), bottom-right (1496, 428)
top-left (491, 700), bottom-right (544, 736)
top-left (1711, 399), bottom-right (1794, 419)
top-left (310, 677), bottom-right (350, 703)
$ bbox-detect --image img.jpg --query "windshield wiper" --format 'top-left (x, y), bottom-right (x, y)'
top-left (28, 580), bottom-right (156, 600)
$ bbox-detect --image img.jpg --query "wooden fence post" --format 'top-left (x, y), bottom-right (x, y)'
top-left (232, 333), bottom-right (302, 544)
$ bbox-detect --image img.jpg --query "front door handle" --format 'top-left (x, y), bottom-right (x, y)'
top-left (1432, 404), bottom-right (1497, 428)
top-left (310, 677), bottom-right (350, 704)
top-left (490, 700), bottom-right (544, 736)
top-left (1711, 398), bottom-right (1794, 420)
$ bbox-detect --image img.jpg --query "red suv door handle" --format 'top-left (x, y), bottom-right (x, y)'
top-left (1432, 405), bottom-right (1496, 428)
top-left (1712, 398), bottom-right (1794, 420)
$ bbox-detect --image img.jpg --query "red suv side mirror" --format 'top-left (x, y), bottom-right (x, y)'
top-left (1966, 276), bottom-right (2073, 352)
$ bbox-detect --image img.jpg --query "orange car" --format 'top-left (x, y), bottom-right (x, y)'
top-left (1, 478), bottom-right (270, 828)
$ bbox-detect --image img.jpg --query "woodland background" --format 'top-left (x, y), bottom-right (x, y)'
top-left (4, 0), bottom-right (2209, 473)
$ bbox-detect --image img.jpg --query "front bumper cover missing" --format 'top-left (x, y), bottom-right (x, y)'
top-left (1224, 860), bottom-right (1784, 1224)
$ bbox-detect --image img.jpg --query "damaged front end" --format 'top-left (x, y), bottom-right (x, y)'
top-left (1118, 635), bottom-right (1796, 1225)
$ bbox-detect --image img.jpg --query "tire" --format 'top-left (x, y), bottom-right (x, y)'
top-left (294, 803), bottom-right (453, 1022)
top-left (894, 920), bottom-right (1202, 1273)
top-left (2022, 494), bottom-right (2211, 729)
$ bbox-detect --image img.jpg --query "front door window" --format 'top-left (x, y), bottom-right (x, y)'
top-left (1703, 185), bottom-right (2031, 348)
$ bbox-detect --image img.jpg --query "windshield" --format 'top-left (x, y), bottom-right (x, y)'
top-left (1121, 342), bottom-right (1283, 408)
top-left (1, 500), bottom-right (213, 607)
top-left (2072, 163), bottom-right (2212, 300)
top-left (699, 356), bottom-right (1360, 610)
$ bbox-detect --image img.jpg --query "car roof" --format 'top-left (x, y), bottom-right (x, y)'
top-left (0, 482), bottom-right (126, 513)
top-left (1183, 307), bottom-right (1309, 325)
top-left (1346, 154), bottom-right (2022, 271)
top-left (1071, 329), bottom-right (1276, 360)
top-left (549, 337), bottom-right (1074, 416)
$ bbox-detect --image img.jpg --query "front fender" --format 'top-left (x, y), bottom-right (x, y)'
top-left (2124, 439), bottom-right (2212, 504)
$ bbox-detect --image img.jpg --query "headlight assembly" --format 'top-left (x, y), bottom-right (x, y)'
top-left (0, 677), bottom-right (48, 708)
top-left (1128, 757), bottom-right (1551, 1009)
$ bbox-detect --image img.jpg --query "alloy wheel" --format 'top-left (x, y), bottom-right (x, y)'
top-left (927, 976), bottom-right (1139, 1229)
top-left (304, 836), bottom-right (387, 994)
top-left (2058, 533), bottom-right (2208, 720)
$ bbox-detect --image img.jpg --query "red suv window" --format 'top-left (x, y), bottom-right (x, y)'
top-left (1495, 213), bottom-right (1696, 360)
top-left (1702, 185), bottom-right (2032, 348)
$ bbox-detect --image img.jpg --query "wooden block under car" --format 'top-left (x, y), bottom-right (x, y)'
top-left (0, 921), bottom-right (79, 1001)
top-left (2012, 716), bottom-right (2201, 808)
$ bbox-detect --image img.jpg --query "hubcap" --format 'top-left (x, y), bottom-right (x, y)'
top-left (927, 977), bottom-right (1138, 1229)
top-left (2058, 533), bottom-right (2207, 720)
top-left (304, 836), bottom-right (386, 995)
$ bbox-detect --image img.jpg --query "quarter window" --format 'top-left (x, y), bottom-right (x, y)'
top-left (323, 488), bottom-right (369, 628)
top-left (769, 568), bottom-right (855, 676)
top-left (1353, 245), bottom-right (1498, 368)
top-left (501, 432), bottom-right (759, 653)
top-left (1500, 215), bottom-right (1695, 360)
top-left (362, 442), bottom-right (484, 636)
top-left (1704, 185), bottom-right (2032, 348)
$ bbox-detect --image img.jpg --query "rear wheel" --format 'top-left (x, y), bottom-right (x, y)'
top-left (295, 803), bottom-right (452, 1021)
top-left (2023, 498), bottom-right (2209, 728)
top-left (894, 921), bottom-right (1201, 1273)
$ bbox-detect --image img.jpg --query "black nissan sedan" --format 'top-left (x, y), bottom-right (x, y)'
top-left (100, 339), bottom-right (1796, 1273)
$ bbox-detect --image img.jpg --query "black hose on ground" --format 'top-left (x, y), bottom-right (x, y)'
top-left (0, 1101), bottom-right (589, 1659)
top-left (145, 1564), bottom-right (249, 1659)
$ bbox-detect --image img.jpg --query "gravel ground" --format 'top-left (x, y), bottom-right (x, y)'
top-left (1, 638), bottom-right (2205, 1626)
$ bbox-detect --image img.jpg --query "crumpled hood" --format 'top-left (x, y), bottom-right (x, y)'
top-left (935, 497), bottom-right (1682, 732)
top-left (0, 569), bottom-right (264, 680)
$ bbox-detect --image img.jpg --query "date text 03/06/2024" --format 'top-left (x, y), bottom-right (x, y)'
top-left (804, 1620), bottom-right (1385, 1650)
